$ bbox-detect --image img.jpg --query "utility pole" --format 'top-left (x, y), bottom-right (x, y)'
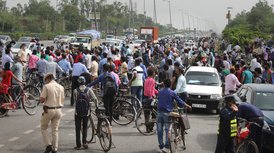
top-left (128, 0), bottom-right (131, 28)
top-left (153, 0), bottom-right (157, 24)
top-left (92, 0), bottom-right (98, 31)
top-left (143, 0), bottom-right (146, 25)
top-left (168, 0), bottom-right (172, 36)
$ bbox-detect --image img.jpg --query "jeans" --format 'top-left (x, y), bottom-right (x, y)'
top-left (75, 115), bottom-right (88, 147)
top-left (131, 86), bottom-right (143, 109)
top-left (157, 111), bottom-right (171, 149)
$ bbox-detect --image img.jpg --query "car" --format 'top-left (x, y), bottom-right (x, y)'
top-left (11, 42), bottom-right (36, 56)
top-left (106, 35), bottom-right (115, 41)
top-left (185, 66), bottom-right (222, 112)
top-left (59, 35), bottom-right (70, 44)
top-left (18, 37), bottom-right (35, 42)
top-left (53, 35), bottom-right (61, 43)
top-left (0, 35), bottom-right (12, 45)
top-left (132, 39), bottom-right (145, 48)
top-left (233, 84), bottom-right (274, 151)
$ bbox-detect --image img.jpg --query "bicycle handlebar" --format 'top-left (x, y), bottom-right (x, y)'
top-left (237, 117), bottom-right (261, 128)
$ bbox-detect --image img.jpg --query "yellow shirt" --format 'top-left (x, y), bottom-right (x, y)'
top-left (40, 80), bottom-right (65, 107)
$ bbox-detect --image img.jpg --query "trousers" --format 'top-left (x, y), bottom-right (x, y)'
top-left (215, 135), bottom-right (235, 153)
top-left (41, 109), bottom-right (62, 151)
top-left (75, 115), bottom-right (88, 147)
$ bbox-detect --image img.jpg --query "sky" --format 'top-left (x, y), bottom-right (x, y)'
top-left (6, 0), bottom-right (274, 33)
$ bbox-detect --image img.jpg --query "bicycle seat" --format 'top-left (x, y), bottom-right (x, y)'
top-left (96, 107), bottom-right (105, 112)
top-left (169, 112), bottom-right (180, 118)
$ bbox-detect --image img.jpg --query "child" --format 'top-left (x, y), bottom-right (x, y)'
top-left (143, 68), bottom-right (158, 132)
top-left (73, 76), bottom-right (98, 150)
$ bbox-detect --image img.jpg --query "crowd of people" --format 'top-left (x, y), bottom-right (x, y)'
top-left (0, 36), bottom-right (272, 153)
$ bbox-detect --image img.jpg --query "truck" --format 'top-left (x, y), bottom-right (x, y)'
top-left (70, 30), bottom-right (100, 50)
top-left (139, 27), bottom-right (159, 43)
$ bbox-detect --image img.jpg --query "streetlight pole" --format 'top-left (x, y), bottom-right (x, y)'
top-left (168, 0), bottom-right (173, 36)
top-left (144, 0), bottom-right (146, 25)
top-left (153, 0), bottom-right (157, 24)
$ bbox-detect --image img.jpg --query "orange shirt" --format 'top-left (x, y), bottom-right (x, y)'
top-left (2, 70), bottom-right (13, 87)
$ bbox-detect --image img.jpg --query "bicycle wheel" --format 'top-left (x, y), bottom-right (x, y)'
top-left (59, 77), bottom-right (71, 97)
top-left (112, 100), bottom-right (136, 126)
top-left (168, 123), bottom-right (178, 153)
top-left (22, 85), bottom-right (40, 115)
top-left (98, 118), bottom-right (112, 152)
top-left (0, 95), bottom-right (9, 118)
top-left (135, 107), bottom-right (157, 136)
top-left (129, 96), bottom-right (142, 112)
top-left (86, 115), bottom-right (96, 143)
top-left (236, 140), bottom-right (259, 153)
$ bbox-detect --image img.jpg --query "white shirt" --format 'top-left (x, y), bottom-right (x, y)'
top-left (85, 54), bottom-right (92, 69)
top-left (250, 58), bottom-right (257, 72)
top-left (131, 66), bottom-right (143, 87)
top-left (223, 60), bottom-right (230, 70)
top-left (174, 74), bottom-right (187, 93)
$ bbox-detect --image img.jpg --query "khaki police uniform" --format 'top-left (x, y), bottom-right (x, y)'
top-left (40, 80), bottom-right (65, 152)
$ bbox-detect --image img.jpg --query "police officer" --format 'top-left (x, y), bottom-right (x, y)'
top-left (215, 95), bottom-right (238, 153)
top-left (238, 103), bottom-right (264, 152)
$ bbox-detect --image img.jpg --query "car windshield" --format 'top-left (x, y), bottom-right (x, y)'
top-left (186, 71), bottom-right (220, 86)
top-left (75, 38), bottom-right (88, 43)
top-left (254, 92), bottom-right (274, 110)
top-left (12, 43), bottom-right (30, 49)
top-left (0, 36), bottom-right (7, 40)
top-left (60, 36), bottom-right (68, 39)
top-left (18, 37), bottom-right (31, 42)
top-left (134, 40), bottom-right (144, 44)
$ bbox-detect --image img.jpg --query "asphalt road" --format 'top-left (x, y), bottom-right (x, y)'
top-left (0, 98), bottom-right (219, 153)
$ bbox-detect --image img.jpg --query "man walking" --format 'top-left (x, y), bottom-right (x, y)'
top-left (40, 74), bottom-right (65, 153)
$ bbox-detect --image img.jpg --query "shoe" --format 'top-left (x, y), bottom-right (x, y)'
top-left (83, 144), bottom-right (88, 149)
top-left (74, 146), bottom-right (81, 150)
top-left (44, 145), bottom-right (53, 153)
top-left (51, 151), bottom-right (57, 153)
top-left (162, 147), bottom-right (170, 153)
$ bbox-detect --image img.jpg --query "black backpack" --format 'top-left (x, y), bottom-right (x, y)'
top-left (75, 88), bottom-right (90, 117)
top-left (104, 73), bottom-right (116, 95)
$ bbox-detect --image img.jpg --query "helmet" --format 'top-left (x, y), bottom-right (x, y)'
top-left (77, 76), bottom-right (86, 85)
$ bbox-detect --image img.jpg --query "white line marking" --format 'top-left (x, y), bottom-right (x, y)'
top-left (0, 144), bottom-right (4, 148)
top-left (8, 137), bottom-right (19, 142)
top-left (36, 125), bottom-right (40, 128)
top-left (68, 133), bottom-right (74, 136)
top-left (67, 109), bottom-right (74, 113)
top-left (23, 130), bottom-right (34, 134)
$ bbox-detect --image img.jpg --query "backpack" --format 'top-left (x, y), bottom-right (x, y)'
top-left (104, 73), bottom-right (116, 95)
top-left (75, 88), bottom-right (90, 117)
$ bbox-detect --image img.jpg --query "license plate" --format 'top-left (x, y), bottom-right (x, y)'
top-left (192, 104), bottom-right (206, 108)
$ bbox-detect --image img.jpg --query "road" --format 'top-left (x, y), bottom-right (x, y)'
top-left (0, 98), bottom-right (219, 153)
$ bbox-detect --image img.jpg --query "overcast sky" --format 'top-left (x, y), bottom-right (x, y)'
top-left (6, 0), bottom-right (274, 33)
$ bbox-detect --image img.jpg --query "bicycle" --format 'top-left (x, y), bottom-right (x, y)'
top-left (56, 73), bottom-right (71, 97)
top-left (135, 98), bottom-right (158, 136)
top-left (26, 70), bottom-right (44, 91)
top-left (112, 98), bottom-right (136, 126)
top-left (0, 84), bottom-right (40, 117)
top-left (168, 107), bottom-right (188, 153)
top-left (235, 118), bottom-right (260, 153)
top-left (86, 103), bottom-right (113, 152)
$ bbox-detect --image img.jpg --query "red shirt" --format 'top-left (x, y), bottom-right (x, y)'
top-left (144, 77), bottom-right (158, 98)
top-left (75, 53), bottom-right (83, 63)
top-left (2, 70), bottom-right (13, 87)
top-left (114, 60), bottom-right (121, 71)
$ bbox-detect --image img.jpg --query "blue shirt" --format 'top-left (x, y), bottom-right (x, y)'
top-left (58, 59), bottom-right (72, 74)
top-left (72, 62), bottom-right (89, 77)
top-left (98, 58), bottom-right (107, 74)
top-left (140, 64), bottom-right (147, 80)
top-left (157, 88), bottom-right (185, 112)
top-left (87, 72), bottom-right (118, 93)
top-left (36, 59), bottom-right (48, 77)
top-left (238, 103), bottom-right (264, 120)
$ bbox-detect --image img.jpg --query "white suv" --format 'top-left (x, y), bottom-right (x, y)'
top-left (185, 66), bottom-right (222, 112)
